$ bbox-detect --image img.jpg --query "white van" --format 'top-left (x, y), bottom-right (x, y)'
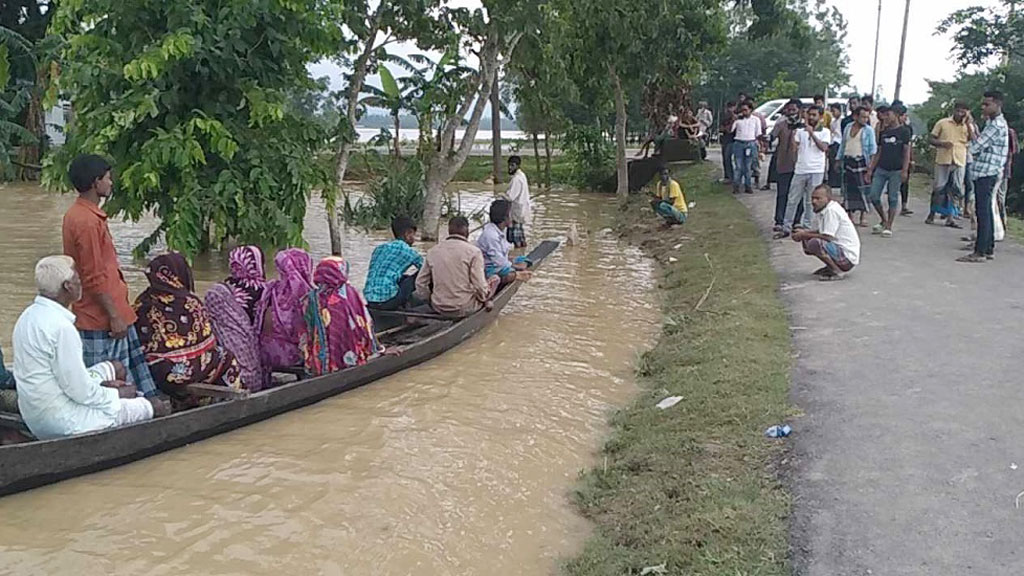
top-left (753, 98), bottom-right (848, 125)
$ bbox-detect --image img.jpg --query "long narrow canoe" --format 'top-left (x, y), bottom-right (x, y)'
top-left (0, 240), bottom-right (559, 497)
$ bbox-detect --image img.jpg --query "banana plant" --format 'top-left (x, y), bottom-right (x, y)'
top-left (359, 64), bottom-right (413, 158)
top-left (0, 26), bottom-right (38, 180)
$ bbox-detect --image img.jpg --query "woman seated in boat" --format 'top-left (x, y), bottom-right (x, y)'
top-left (300, 256), bottom-right (381, 376)
top-left (134, 253), bottom-right (243, 408)
top-left (223, 245), bottom-right (267, 326)
top-left (256, 248), bottom-right (315, 371)
top-left (205, 284), bottom-right (269, 391)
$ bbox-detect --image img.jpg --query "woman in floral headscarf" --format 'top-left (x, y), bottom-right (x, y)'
top-left (301, 257), bottom-right (380, 376)
top-left (134, 253), bottom-right (242, 405)
top-left (256, 248), bottom-right (314, 370)
top-left (223, 246), bottom-right (267, 325)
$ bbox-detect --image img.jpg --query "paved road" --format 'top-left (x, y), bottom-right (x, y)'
top-left (706, 148), bottom-right (1024, 575)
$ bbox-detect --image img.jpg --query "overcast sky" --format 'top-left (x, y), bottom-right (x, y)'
top-left (829, 0), bottom-right (999, 104)
top-left (309, 0), bottom-right (1001, 110)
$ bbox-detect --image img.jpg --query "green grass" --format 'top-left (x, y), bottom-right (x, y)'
top-left (343, 151), bottom-right (574, 184)
top-left (563, 162), bottom-right (792, 576)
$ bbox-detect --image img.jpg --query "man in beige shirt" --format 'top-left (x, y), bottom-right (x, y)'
top-left (415, 217), bottom-right (498, 317)
top-left (927, 102), bottom-right (974, 226)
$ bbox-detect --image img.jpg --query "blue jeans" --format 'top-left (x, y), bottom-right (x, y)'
top-left (974, 175), bottom-right (997, 256)
top-left (869, 168), bottom-right (902, 211)
top-left (722, 142), bottom-right (735, 181)
top-left (732, 141), bottom-right (758, 189)
top-left (652, 200), bottom-right (687, 224)
top-left (485, 256), bottom-right (530, 278)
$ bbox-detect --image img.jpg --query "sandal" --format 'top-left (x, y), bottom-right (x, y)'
top-left (872, 224), bottom-right (884, 234)
top-left (957, 253), bottom-right (986, 263)
top-left (881, 229), bottom-right (893, 238)
top-left (772, 231), bottom-right (790, 240)
top-left (812, 266), bottom-right (831, 276)
top-left (819, 272), bottom-right (846, 281)
top-left (945, 221), bottom-right (963, 229)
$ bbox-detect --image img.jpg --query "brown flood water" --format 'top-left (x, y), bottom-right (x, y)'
top-left (0, 181), bottom-right (657, 575)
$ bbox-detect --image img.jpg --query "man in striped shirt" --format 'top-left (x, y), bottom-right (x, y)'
top-left (958, 90), bottom-right (1009, 263)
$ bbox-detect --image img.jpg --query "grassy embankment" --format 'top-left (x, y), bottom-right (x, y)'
top-left (564, 161), bottom-right (793, 576)
top-left (343, 152), bottom-right (575, 184)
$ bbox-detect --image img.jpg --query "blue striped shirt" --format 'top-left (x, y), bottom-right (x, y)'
top-left (970, 114), bottom-right (1009, 179)
top-left (363, 240), bottom-right (423, 303)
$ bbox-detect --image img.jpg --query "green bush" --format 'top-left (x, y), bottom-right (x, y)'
top-left (343, 152), bottom-right (425, 229)
top-left (563, 124), bottom-right (615, 191)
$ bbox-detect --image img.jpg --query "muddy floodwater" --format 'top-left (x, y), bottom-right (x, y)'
top-left (0, 181), bottom-right (657, 575)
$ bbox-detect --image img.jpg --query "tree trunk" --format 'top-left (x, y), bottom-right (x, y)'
top-left (611, 66), bottom-right (629, 203)
top-left (420, 28), bottom-right (518, 240)
top-left (393, 113), bottom-right (401, 158)
top-left (531, 131), bottom-right (541, 177)
top-left (491, 75), bottom-right (502, 185)
top-left (543, 131), bottom-right (552, 189)
top-left (422, 164), bottom-right (448, 241)
top-left (326, 196), bottom-right (343, 254)
top-left (329, 149), bottom-right (350, 255)
top-left (330, 5), bottom-right (385, 255)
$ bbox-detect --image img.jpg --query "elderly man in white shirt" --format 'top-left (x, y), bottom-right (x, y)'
top-left (13, 256), bottom-right (167, 440)
top-left (504, 155), bottom-right (532, 248)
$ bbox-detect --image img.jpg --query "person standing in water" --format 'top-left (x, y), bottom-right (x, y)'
top-left (62, 154), bottom-right (158, 398)
top-left (505, 155), bottom-right (532, 249)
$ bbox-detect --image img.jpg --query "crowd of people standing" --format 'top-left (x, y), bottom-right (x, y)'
top-left (715, 88), bottom-right (1018, 277)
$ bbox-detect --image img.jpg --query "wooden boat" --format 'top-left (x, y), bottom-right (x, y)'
top-left (0, 240), bottom-right (560, 497)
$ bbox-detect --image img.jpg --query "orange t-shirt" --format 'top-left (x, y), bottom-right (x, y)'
top-left (62, 197), bottom-right (137, 331)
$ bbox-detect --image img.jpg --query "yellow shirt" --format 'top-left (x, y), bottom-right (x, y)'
top-left (931, 117), bottom-right (970, 167)
top-left (656, 180), bottom-right (687, 213)
top-left (820, 111), bottom-right (834, 131)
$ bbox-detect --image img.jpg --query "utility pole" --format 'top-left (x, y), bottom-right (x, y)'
top-left (894, 0), bottom-right (911, 102)
top-left (491, 73), bottom-right (502, 185)
top-left (871, 0), bottom-right (882, 98)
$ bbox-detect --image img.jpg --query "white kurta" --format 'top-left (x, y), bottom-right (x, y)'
top-left (507, 169), bottom-right (532, 225)
top-left (13, 296), bottom-right (121, 439)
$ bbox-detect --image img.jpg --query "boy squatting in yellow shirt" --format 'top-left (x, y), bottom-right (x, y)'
top-left (651, 166), bottom-right (688, 225)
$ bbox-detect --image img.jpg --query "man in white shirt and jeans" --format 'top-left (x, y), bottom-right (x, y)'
top-left (731, 101), bottom-right (764, 195)
top-left (13, 255), bottom-right (167, 440)
top-left (791, 184), bottom-right (861, 281)
top-left (777, 105), bottom-right (831, 238)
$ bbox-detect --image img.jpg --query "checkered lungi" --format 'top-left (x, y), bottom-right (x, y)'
top-left (0, 389), bottom-right (17, 413)
top-left (506, 221), bottom-right (527, 248)
top-left (80, 326), bottom-right (157, 397)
